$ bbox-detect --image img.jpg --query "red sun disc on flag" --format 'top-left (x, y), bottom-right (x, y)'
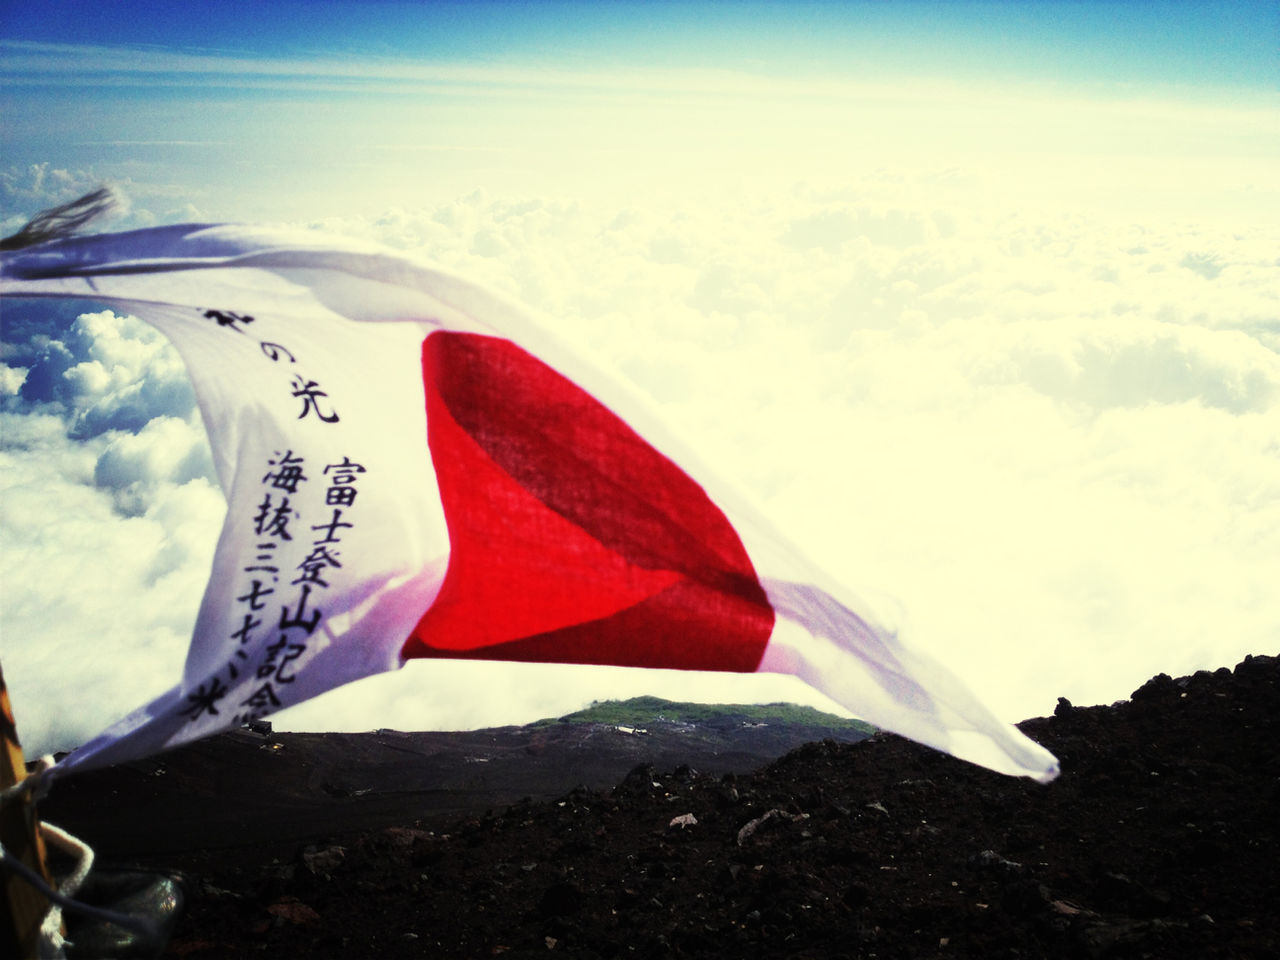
top-left (404, 332), bottom-right (774, 672)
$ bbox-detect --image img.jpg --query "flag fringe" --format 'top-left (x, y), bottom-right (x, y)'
top-left (0, 187), bottom-right (117, 251)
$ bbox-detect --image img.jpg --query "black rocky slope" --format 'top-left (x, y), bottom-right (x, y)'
top-left (45, 655), bottom-right (1280, 958)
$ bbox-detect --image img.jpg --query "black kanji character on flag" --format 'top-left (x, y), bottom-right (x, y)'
top-left (263, 450), bottom-right (307, 493)
top-left (290, 375), bottom-right (339, 422)
top-left (258, 636), bottom-right (288, 680)
top-left (239, 682), bottom-right (282, 712)
top-left (253, 494), bottom-right (296, 540)
top-left (202, 309), bottom-right (254, 332)
top-left (323, 457), bottom-right (366, 506)
top-left (230, 613), bottom-right (261, 645)
top-left (276, 644), bottom-right (306, 683)
top-left (260, 341), bottom-right (296, 363)
top-left (236, 579), bottom-right (275, 611)
top-left (292, 545), bottom-right (341, 587)
top-left (279, 584), bottom-right (322, 635)
top-left (179, 677), bottom-right (229, 720)
top-left (310, 509), bottom-right (353, 544)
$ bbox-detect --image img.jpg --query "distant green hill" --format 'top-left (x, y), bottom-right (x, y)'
top-left (534, 695), bottom-right (875, 734)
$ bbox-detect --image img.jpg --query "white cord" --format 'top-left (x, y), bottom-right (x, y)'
top-left (37, 821), bottom-right (97, 957)
top-left (0, 754), bottom-right (56, 806)
top-left (1, 759), bottom-right (157, 957)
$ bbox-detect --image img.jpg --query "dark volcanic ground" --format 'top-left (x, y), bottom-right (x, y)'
top-left (42, 711), bottom-right (873, 868)
top-left (40, 655), bottom-right (1279, 958)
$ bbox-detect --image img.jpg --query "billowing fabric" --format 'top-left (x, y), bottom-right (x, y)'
top-left (1, 225), bottom-right (1059, 781)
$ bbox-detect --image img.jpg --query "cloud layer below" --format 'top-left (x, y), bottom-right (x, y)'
top-left (1, 60), bottom-right (1277, 757)
top-left (5, 176), bottom-right (1277, 758)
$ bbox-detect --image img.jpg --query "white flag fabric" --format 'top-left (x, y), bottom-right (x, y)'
top-left (1, 224), bottom-right (1059, 782)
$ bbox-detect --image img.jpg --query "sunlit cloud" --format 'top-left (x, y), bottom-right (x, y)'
top-left (4, 181), bottom-right (1277, 757)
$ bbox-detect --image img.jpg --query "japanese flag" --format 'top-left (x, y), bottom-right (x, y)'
top-left (1, 223), bottom-right (1058, 782)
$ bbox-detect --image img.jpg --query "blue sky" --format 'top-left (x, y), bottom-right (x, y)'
top-left (3, 0), bottom-right (1276, 223)
top-left (3, 1), bottom-right (1276, 88)
top-left (2, 1), bottom-right (1278, 754)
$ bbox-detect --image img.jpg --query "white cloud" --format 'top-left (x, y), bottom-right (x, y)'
top-left (983, 319), bottom-right (1280, 413)
top-left (13, 309), bottom-right (198, 437)
top-left (261, 189), bottom-right (1280, 736)
top-left (93, 415), bottom-right (216, 516)
top-left (0, 365), bottom-right (27, 396)
top-left (0, 410), bottom-right (223, 754)
top-left (322, 186), bottom-right (1277, 726)
top-left (0, 307), bottom-right (224, 753)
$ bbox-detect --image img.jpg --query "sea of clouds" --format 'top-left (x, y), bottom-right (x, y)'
top-left (2, 154), bottom-right (1278, 757)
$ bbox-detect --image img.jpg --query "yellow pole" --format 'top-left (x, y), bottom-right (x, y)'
top-left (1, 663), bottom-right (56, 959)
